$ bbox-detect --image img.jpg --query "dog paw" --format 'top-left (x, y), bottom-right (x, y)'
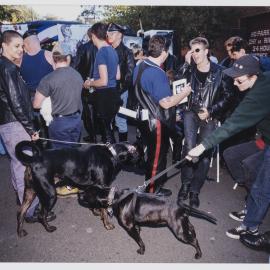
top-left (194, 252), bottom-right (202, 259)
top-left (105, 223), bottom-right (115, 230)
top-left (137, 248), bottom-right (145, 255)
top-left (46, 225), bottom-right (57, 233)
top-left (18, 229), bottom-right (28, 238)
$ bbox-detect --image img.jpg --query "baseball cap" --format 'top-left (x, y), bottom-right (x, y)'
top-left (107, 23), bottom-right (125, 34)
top-left (23, 29), bottom-right (38, 39)
top-left (223, 54), bottom-right (260, 78)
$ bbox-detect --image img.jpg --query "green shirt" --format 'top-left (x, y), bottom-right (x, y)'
top-left (202, 72), bottom-right (270, 150)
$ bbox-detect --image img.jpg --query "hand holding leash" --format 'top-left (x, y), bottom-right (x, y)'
top-left (31, 131), bottom-right (40, 141)
top-left (186, 144), bottom-right (206, 163)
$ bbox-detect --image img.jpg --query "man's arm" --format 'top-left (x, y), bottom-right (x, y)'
top-left (33, 91), bottom-right (46, 109)
top-left (122, 48), bottom-right (135, 90)
top-left (44, 50), bottom-right (55, 69)
top-left (84, 65), bottom-right (108, 88)
top-left (159, 84), bottom-right (192, 109)
top-left (4, 69), bottom-right (35, 136)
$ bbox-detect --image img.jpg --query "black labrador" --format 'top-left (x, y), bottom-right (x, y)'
top-left (79, 185), bottom-right (217, 259)
top-left (15, 140), bottom-right (140, 237)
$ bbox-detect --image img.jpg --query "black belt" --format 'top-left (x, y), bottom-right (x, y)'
top-left (52, 110), bottom-right (80, 118)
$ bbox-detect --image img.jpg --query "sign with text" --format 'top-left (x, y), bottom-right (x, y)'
top-left (248, 29), bottom-right (270, 56)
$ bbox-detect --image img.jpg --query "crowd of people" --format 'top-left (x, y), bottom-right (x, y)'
top-left (0, 22), bottom-right (270, 255)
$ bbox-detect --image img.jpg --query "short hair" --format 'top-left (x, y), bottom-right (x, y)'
top-left (131, 44), bottom-right (143, 57)
top-left (90, 23), bottom-right (108, 41)
top-left (148, 35), bottom-right (170, 58)
top-left (189, 37), bottom-right (209, 49)
top-left (231, 39), bottom-right (251, 53)
top-left (60, 24), bottom-right (71, 35)
top-left (1, 30), bottom-right (22, 46)
top-left (52, 51), bottom-right (70, 63)
top-left (224, 36), bottom-right (242, 47)
top-left (87, 27), bottom-right (92, 38)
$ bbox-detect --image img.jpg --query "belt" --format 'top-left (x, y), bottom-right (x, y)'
top-left (52, 110), bottom-right (80, 118)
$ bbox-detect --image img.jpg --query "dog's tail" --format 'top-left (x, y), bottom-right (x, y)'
top-left (15, 140), bottom-right (42, 165)
top-left (179, 202), bottom-right (217, 225)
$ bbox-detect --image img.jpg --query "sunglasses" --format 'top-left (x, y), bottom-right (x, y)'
top-left (192, 48), bottom-right (201, 53)
top-left (234, 78), bottom-right (249, 85)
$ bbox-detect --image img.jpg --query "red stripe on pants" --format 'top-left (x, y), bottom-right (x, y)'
top-left (150, 120), bottom-right (161, 193)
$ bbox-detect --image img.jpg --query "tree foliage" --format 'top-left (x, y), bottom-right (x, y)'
top-left (0, 5), bottom-right (39, 23)
top-left (103, 6), bottom-right (242, 48)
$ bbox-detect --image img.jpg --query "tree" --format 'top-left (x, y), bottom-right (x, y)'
top-left (103, 6), bottom-right (242, 48)
top-left (0, 5), bottom-right (39, 23)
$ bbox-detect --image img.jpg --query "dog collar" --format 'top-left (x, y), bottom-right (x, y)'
top-left (106, 143), bottom-right (117, 158)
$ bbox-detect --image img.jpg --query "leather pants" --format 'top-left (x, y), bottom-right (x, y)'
top-left (81, 90), bottom-right (96, 143)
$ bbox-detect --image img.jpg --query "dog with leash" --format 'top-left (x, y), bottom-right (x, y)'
top-left (79, 185), bottom-right (217, 259)
top-left (15, 140), bottom-right (140, 237)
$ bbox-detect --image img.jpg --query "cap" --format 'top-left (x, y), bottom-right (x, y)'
top-left (107, 23), bottom-right (125, 34)
top-left (223, 55), bottom-right (260, 78)
top-left (23, 29), bottom-right (38, 40)
top-left (52, 42), bottom-right (70, 56)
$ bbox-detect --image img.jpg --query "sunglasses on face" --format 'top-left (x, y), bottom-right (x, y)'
top-left (192, 48), bottom-right (201, 53)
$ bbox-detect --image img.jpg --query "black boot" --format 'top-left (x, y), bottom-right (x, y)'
top-left (177, 183), bottom-right (190, 202)
top-left (189, 192), bottom-right (200, 208)
top-left (119, 132), bottom-right (128, 142)
top-left (155, 187), bottom-right (172, 197)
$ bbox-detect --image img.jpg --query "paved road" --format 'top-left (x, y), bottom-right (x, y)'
top-left (0, 126), bottom-right (269, 264)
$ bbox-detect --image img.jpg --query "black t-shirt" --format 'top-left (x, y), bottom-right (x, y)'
top-left (191, 68), bottom-right (210, 110)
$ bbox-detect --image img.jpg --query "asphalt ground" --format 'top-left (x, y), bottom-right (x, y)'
top-left (0, 124), bottom-right (269, 267)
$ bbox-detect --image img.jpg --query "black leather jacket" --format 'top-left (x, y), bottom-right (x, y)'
top-left (72, 41), bottom-right (97, 81)
top-left (177, 61), bottom-right (233, 120)
top-left (115, 42), bottom-right (135, 93)
top-left (0, 56), bottom-right (35, 135)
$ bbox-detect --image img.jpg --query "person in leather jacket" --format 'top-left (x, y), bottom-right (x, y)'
top-left (0, 30), bottom-right (40, 219)
top-left (73, 28), bottom-right (97, 143)
top-left (107, 23), bottom-right (135, 142)
top-left (176, 37), bottom-right (233, 208)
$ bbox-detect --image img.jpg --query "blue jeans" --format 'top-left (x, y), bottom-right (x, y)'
top-left (48, 113), bottom-right (82, 149)
top-left (115, 90), bottom-right (128, 133)
top-left (0, 135), bottom-right (6, 155)
top-left (0, 121), bottom-right (39, 217)
top-left (243, 145), bottom-right (270, 228)
top-left (181, 111), bottom-right (216, 193)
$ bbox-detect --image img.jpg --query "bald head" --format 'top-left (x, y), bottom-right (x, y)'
top-left (23, 35), bottom-right (41, 54)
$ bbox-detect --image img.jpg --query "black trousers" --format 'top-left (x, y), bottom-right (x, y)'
top-left (181, 111), bottom-right (216, 194)
top-left (95, 88), bottom-right (120, 144)
top-left (81, 90), bottom-right (96, 143)
top-left (223, 141), bottom-right (263, 190)
top-left (139, 119), bottom-right (170, 192)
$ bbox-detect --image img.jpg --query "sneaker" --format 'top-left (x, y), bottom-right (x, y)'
top-left (229, 209), bottom-right (246, 222)
top-left (56, 186), bottom-right (79, 198)
top-left (226, 225), bottom-right (258, 240)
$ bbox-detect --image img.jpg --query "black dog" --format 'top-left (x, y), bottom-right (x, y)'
top-left (79, 185), bottom-right (217, 259)
top-left (15, 140), bottom-right (140, 237)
